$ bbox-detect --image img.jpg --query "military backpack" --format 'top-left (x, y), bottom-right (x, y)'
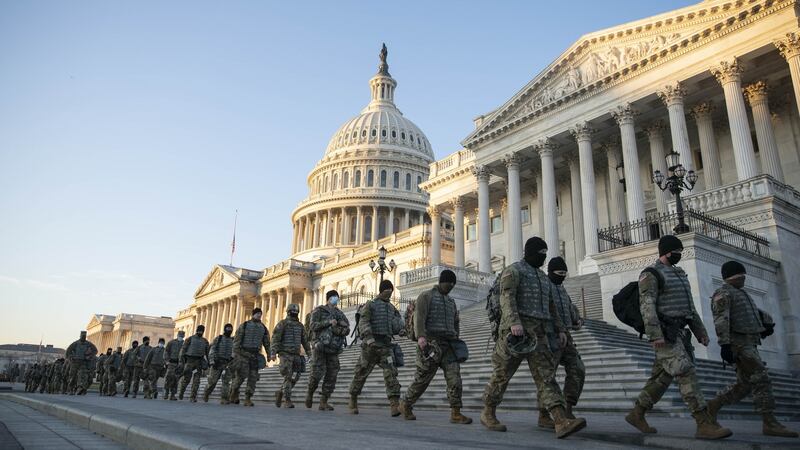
top-left (611, 267), bottom-right (664, 338)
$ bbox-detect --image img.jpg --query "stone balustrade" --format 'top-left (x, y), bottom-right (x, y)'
top-left (400, 263), bottom-right (491, 286)
top-left (668, 174), bottom-right (800, 213)
top-left (428, 149), bottom-right (475, 178)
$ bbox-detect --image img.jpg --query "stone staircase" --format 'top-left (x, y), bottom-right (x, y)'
top-left (203, 303), bottom-right (800, 420)
top-left (563, 273), bottom-right (603, 320)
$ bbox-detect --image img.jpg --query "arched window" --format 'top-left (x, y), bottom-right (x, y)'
top-left (401, 132), bottom-right (406, 140)
top-left (324, 175), bottom-right (329, 192)
top-left (378, 216), bottom-right (386, 239)
top-left (393, 171), bottom-right (400, 189)
top-left (371, 129), bottom-right (376, 137)
top-left (380, 170), bottom-right (387, 187)
top-left (354, 170), bottom-right (361, 188)
top-left (332, 173), bottom-right (338, 190)
top-left (367, 170), bottom-right (374, 187)
top-left (417, 175), bottom-right (422, 192)
top-left (381, 129), bottom-right (387, 137)
top-left (364, 216), bottom-right (373, 241)
top-left (361, 129), bottom-right (366, 137)
top-left (405, 173), bottom-right (412, 190)
top-left (343, 171), bottom-right (349, 189)
top-left (350, 216), bottom-right (357, 242)
top-left (391, 130), bottom-right (397, 138)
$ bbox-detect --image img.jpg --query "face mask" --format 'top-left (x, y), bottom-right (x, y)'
top-left (177, 336), bottom-right (184, 342)
top-left (132, 344), bottom-right (138, 349)
top-left (548, 273), bottom-right (566, 285)
top-left (197, 332), bottom-right (204, 337)
top-left (158, 342), bottom-right (164, 348)
top-left (330, 296), bottom-right (339, 306)
top-left (727, 275), bottom-right (745, 289)
top-left (224, 329), bottom-right (233, 337)
top-left (526, 253), bottom-right (547, 268)
top-left (439, 282), bottom-right (455, 295)
top-left (106, 351), bottom-right (112, 356)
top-left (253, 313), bottom-right (262, 321)
top-left (666, 252), bottom-right (682, 265)
top-left (289, 312), bottom-right (299, 318)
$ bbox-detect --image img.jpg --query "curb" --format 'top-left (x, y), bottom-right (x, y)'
top-left (1, 393), bottom-right (285, 450)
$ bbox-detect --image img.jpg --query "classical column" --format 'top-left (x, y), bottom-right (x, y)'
top-left (388, 207), bottom-right (395, 235)
top-left (535, 171), bottom-right (544, 235)
top-left (644, 122), bottom-right (671, 213)
top-left (744, 81), bottom-right (784, 182)
top-left (341, 208), bottom-right (349, 244)
top-left (447, 198), bottom-right (463, 268)
top-left (268, 293), bottom-right (277, 331)
top-left (209, 303), bottom-right (218, 337)
top-left (570, 122), bottom-right (598, 257)
top-left (567, 152), bottom-right (585, 263)
top-left (711, 58), bottom-right (758, 180)
top-left (535, 139), bottom-right (559, 258)
top-left (612, 104), bottom-right (646, 222)
top-left (371, 206), bottom-right (378, 241)
top-left (403, 209), bottom-right (410, 231)
top-left (503, 152), bottom-right (523, 262)
top-left (222, 298), bottom-right (231, 329)
top-left (603, 138), bottom-right (626, 225)
top-left (331, 209), bottom-right (339, 245)
top-left (291, 221), bottom-right (298, 254)
top-left (313, 211), bottom-right (321, 247)
top-left (355, 207), bottom-right (363, 245)
top-left (689, 104), bottom-right (723, 188)
top-left (302, 289), bottom-right (312, 319)
top-left (233, 295), bottom-right (242, 327)
top-left (774, 32), bottom-right (800, 117)
top-left (302, 216), bottom-right (310, 251)
top-left (658, 82), bottom-right (694, 172)
top-left (428, 206), bottom-right (441, 265)
top-left (473, 166), bottom-right (492, 272)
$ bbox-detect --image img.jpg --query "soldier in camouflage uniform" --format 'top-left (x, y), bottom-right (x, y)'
top-left (143, 338), bottom-right (166, 399)
top-left (49, 359), bottom-right (65, 394)
top-left (179, 325), bottom-right (209, 402)
top-left (706, 261), bottom-right (797, 438)
top-left (130, 336), bottom-right (152, 398)
top-left (39, 362), bottom-right (51, 393)
top-left (105, 347), bottom-right (122, 396)
top-left (537, 257), bottom-right (585, 429)
top-left (348, 279), bottom-right (404, 416)
top-left (626, 235), bottom-right (731, 440)
top-left (229, 308), bottom-right (271, 406)
top-left (122, 341), bottom-right (138, 397)
top-left (272, 304), bottom-right (310, 408)
top-left (163, 331), bottom-right (184, 400)
top-left (204, 324), bottom-right (234, 403)
top-left (96, 349), bottom-right (111, 395)
top-left (61, 359), bottom-right (71, 394)
top-left (65, 331), bottom-right (98, 395)
top-left (305, 290), bottom-right (350, 411)
top-left (400, 270), bottom-right (472, 424)
top-left (481, 237), bottom-right (586, 439)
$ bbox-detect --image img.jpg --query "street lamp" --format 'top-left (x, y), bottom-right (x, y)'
top-left (615, 163), bottom-right (627, 192)
top-left (653, 150), bottom-right (697, 233)
top-left (369, 245), bottom-right (396, 282)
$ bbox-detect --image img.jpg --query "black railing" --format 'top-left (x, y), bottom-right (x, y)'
top-left (597, 209), bottom-right (770, 258)
top-left (338, 292), bottom-right (415, 311)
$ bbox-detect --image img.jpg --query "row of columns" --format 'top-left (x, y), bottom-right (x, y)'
top-left (194, 295), bottom-right (243, 339)
top-left (466, 47), bottom-right (800, 273)
top-left (292, 206), bottom-right (423, 253)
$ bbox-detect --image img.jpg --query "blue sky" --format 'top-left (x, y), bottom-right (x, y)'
top-left (0, 0), bottom-right (694, 347)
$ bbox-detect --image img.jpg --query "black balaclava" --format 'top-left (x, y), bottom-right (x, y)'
top-left (438, 269), bottom-right (457, 294)
top-left (79, 331), bottom-right (87, 341)
top-left (106, 348), bottom-right (112, 356)
top-left (223, 324), bottom-right (233, 337)
top-left (252, 307), bottom-right (263, 322)
top-left (722, 261), bottom-right (746, 289)
top-left (658, 235), bottom-right (683, 265)
top-left (524, 237), bottom-right (548, 268)
top-left (547, 257), bottom-right (568, 285)
top-left (379, 280), bottom-right (394, 300)
top-left (142, 336), bottom-right (150, 346)
top-left (196, 325), bottom-right (205, 337)
top-left (131, 340), bottom-right (139, 349)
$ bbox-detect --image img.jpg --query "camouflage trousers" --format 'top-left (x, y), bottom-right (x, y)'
top-left (204, 360), bottom-right (232, 399)
top-left (68, 361), bottom-right (90, 394)
top-left (713, 341), bottom-right (775, 413)
top-left (229, 351), bottom-right (260, 400)
top-left (131, 366), bottom-right (145, 397)
top-left (537, 333), bottom-right (585, 409)
top-left (278, 353), bottom-right (303, 400)
top-left (404, 338), bottom-right (463, 408)
top-left (145, 366), bottom-right (165, 398)
top-left (163, 361), bottom-right (181, 397)
top-left (105, 368), bottom-right (119, 395)
top-left (122, 365), bottom-right (135, 394)
top-left (349, 343), bottom-right (400, 400)
top-left (179, 357), bottom-right (204, 400)
top-left (307, 348), bottom-right (341, 398)
top-left (483, 319), bottom-right (566, 411)
top-left (635, 329), bottom-right (705, 414)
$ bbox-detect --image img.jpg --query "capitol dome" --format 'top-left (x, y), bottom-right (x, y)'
top-left (290, 44), bottom-right (435, 260)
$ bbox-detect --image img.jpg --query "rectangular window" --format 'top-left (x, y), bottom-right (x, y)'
top-left (467, 223), bottom-right (476, 241)
top-left (491, 215), bottom-right (503, 234)
top-left (521, 205), bottom-right (530, 224)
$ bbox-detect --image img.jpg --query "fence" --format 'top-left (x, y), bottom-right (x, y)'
top-left (597, 209), bottom-right (770, 258)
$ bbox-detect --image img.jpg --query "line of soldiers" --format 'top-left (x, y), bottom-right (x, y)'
top-left (24, 234), bottom-right (797, 442)
top-left (24, 331), bottom-right (98, 395)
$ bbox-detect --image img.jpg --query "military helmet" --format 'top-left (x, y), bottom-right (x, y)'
top-left (286, 303), bottom-right (300, 314)
top-left (506, 332), bottom-right (537, 357)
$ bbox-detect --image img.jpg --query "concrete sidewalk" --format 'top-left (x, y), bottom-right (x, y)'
top-left (2, 391), bottom-right (799, 450)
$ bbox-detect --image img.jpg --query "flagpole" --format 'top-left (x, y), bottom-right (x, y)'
top-left (230, 209), bottom-right (238, 266)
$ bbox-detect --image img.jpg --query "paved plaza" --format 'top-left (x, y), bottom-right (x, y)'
top-left (1, 384), bottom-right (799, 450)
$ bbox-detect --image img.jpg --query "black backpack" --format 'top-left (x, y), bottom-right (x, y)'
top-left (612, 267), bottom-right (664, 338)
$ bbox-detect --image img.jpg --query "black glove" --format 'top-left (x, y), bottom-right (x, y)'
top-left (760, 324), bottom-right (775, 339)
top-left (720, 344), bottom-right (735, 364)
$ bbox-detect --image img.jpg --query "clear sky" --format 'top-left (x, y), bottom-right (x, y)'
top-left (0, 0), bottom-right (694, 348)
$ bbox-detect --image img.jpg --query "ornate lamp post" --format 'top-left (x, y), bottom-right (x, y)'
top-left (368, 245), bottom-right (396, 282)
top-left (653, 150), bottom-right (698, 233)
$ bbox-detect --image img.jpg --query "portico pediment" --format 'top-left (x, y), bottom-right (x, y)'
top-left (194, 265), bottom-right (239, 298)
top-left (463, 0), bottom-right (789, 148)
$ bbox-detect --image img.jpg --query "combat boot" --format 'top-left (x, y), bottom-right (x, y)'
top-left (389, 398), bottom-right (401, 417)
top-left (243, 396), bottom-right (254, 407)
top-left (169, 393), bottom-right (177, 401)
top-left (480, 406), bottom-right (507, 432)
top-left (400, 400), bottom-right (416, 420)
top-left (565, 404), bottom-right (576, 419)
top-left (625, 404), bottom-right (657, 434)
top-left (319, 396), bottom-right (334, 411)
top-left (450, 407), bottom-right (472, 424)
top-left (538, 409), bottom-right (555, 429)
top-left (348, 395), bottom-right (359, 414)
top-left (693, 410), bottom-right (732, 440)
top-left (305, 391), bottom-right (313, 409)
top-left (763, 413), bottom-right (799, 438)
top-left (551, 406), bottom-right (587, 439)
top-left (220, 396), bottom-right (229, 405)
top-left (706, 396), bottom-right (723, 423)
top-left (189, 395), bottom-right (197, 403)
top-left (274, 390), bottom-right (283, 408)
top-left (124, 392), bottom-right (129, 398)
top-left (283, 398), bottom-right (295, 409)
top-left (202, 391), bottom-right (209, 402)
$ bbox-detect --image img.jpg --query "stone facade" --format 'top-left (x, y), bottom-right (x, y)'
top-left (0, 343), bottom-right (64, 374)
top-left (86, 313), bottom-right (175, 351)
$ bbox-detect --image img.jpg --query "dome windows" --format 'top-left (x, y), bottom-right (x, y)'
top-left (393, 171), bottom-right (400, 189)
top-left (380, 170), bottom-right (387, 188)
top-left (382, 129), bottom-right (387, 137)
top-left (371, 129), bottom-right (377, 137)
top-left (343, 171), bottom-right (350, 189)
top-left (401, 132), bottom-right (406, 140)
top-left (391, 130), bottom-right (397, 138)
top-left (332, 173), bottom-right (339, 190)
top-left (361, 130), bottom-right (367, 138)
top-left (405, 173), bottom-right (412, 190)
top-left (355, 170), bottom-right (362, 187)
top-left (417, 175), bottom-right (422, 192)
top-left (367, 170), bottom-right (374, 187)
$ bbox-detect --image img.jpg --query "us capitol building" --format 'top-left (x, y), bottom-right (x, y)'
top-left (174, 0), bottom-right (800, 372)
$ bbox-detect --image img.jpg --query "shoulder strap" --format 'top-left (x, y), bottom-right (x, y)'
top-left (641, 267), bottom-right (664, 291)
